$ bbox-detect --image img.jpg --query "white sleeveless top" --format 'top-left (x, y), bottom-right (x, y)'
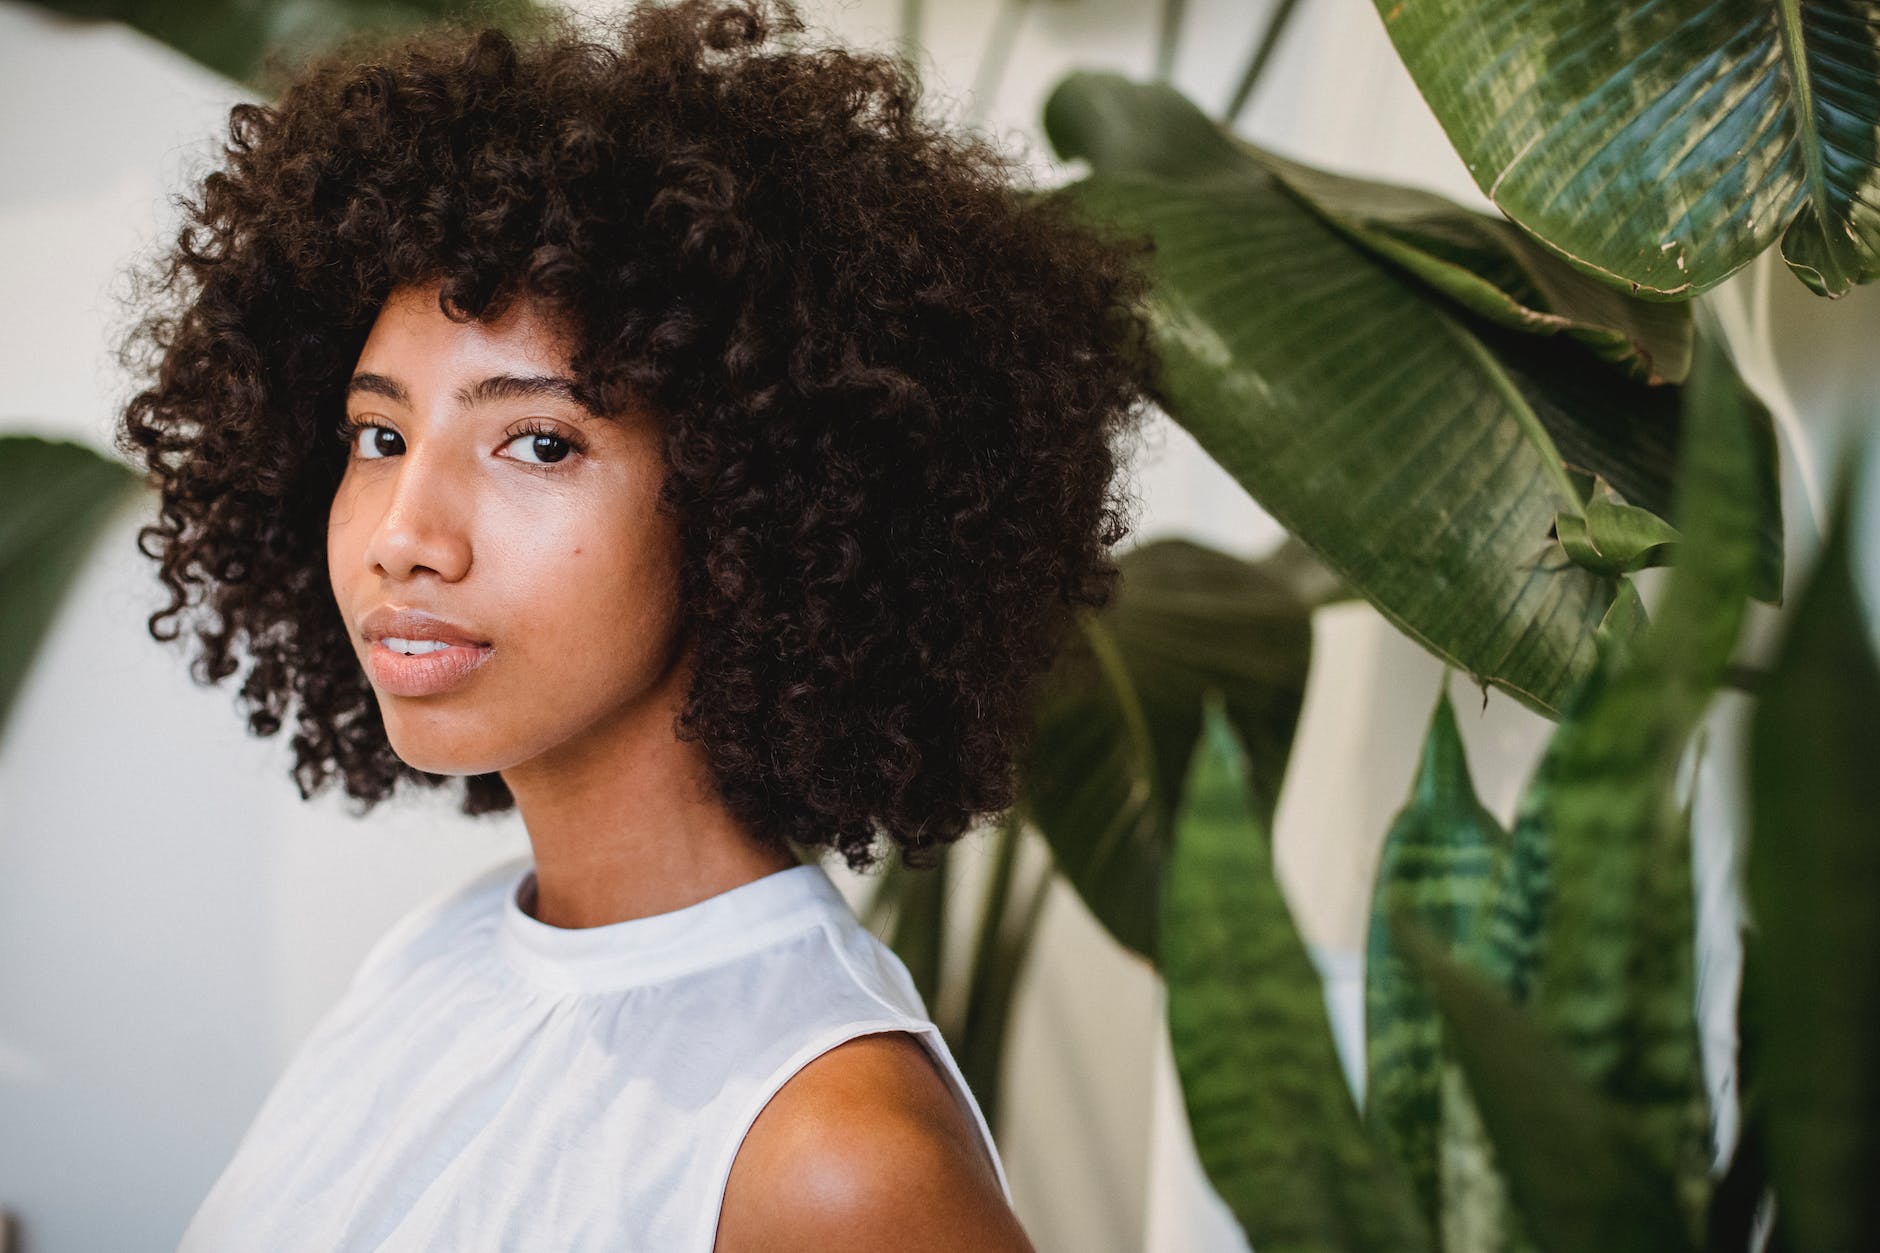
top-left (176, 855), bottom-right (1012, 1251)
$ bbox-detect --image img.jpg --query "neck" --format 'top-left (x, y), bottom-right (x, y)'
top-left (499, 652), bottom-right (799, 930)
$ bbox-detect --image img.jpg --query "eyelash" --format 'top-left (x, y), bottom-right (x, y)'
top-left (335, 417), bottom-right (588, 467)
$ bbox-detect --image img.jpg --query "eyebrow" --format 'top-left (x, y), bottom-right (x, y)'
top-left (346, 371), bottom-right (601, 415)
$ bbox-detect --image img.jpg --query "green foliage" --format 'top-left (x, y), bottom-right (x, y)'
top-left (1019, 537), bottom-right (1314, 962)
top-left (1746, 447), bottom-right (1880, 1251)
top-left (1372, 0), bottom-right (1880, 298)
top-left (34, 0), bottom-right (549, 94)
top-left (1363, 685), bottom-right (1507, 1230)
top-left (1553, 479), bottom-right (1682, 579)
top-left (1395, 923), bottom-right (1696, 1253)
top-left (1163, 694), bottom-right (1429, 1251)
top-left (1041, 73), bottom-right (1784, 718)
top-left (1158, 316), bottom-right (1822, 1251)
top-left (0, 436), bottom-right (142, 747)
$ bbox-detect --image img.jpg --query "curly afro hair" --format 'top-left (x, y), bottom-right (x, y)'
top-left (113, 0), bottom-right (1158, 874)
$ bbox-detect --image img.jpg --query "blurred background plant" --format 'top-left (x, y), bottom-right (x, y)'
top-left (3, 0), bottom-right (1876, 1250)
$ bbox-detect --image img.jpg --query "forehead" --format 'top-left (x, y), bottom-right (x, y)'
top-left (362, 283), bottom-right (572, 357)
top-left (351, 284), bottom-right (614, 418)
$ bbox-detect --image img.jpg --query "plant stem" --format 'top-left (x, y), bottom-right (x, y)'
top-left (1222, 0), bottom-right (1306, 125)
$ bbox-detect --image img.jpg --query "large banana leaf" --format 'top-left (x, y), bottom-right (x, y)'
top-left (1746, 449), bottom-right (1880, 1253)
top-left (1042, 74), bottom-right (1783, 716)
top-left (34, 0), bottom-right (548, 94)
top-left (1016, 536), bottom-right (1313, 963)
top-left (1162, 693), bottom-right (1430, 1251)
top-left (1372, 0), bottom-right (1880, 298)
top-left (1042, 175), bottom-right (1603, 714)
top-left (1239, 147), bottom-right (1697, 388)
top-left (1, 435), bottom-right (143, 746)
top-left (1045, 70), bottom-right (1696, 384)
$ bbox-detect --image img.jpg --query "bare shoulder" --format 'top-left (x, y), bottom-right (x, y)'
top-left (713, 1029), bottom-right (1034, 1253)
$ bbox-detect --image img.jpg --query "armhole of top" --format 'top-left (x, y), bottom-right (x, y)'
top-left (818, 918), bottom-right (1016, 1205)
top-left (698, 1018), bottom-right (1017, 1253)
top-left (893, 1021), bottom-right (1015, 1204)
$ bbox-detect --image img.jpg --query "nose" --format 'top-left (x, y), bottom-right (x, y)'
top-left (359, 445), bottom-right (474, 584)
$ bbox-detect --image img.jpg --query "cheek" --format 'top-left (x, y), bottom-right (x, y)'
top-left (491, 497), bottom-right (681, 656)
top-left (326, 487), bottom-right (361, 599)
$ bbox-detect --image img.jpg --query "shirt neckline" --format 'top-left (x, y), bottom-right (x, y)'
top-left (496, 859), bottom-right (850, 994)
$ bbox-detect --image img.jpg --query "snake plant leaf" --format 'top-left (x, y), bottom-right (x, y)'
top-left (1017, 537), bottom-right (1313, 962)
top-left (1372, 0), bottom-right (1880, 298)
top-left (1163, 693), bottom-right (1430, 1251)
top-left (1478, 757), bottom-right (1555, 1011)
top-left (34, 0), bottom-right (550, 95)
top-left (1633, 754), bottom-right (1711, 1229)
top-left (1746, 450), bottom-right (1880, 1253)
top-left (0, 434), bottom-right (143, 745)
top-left (1363, 684), bottom-right (1508, 1225)
top-left (1396, 921), bottom-right (1698, 1253)
top-left (1554, 478), bottom-right (1684, 578)
top-left (1515, 325), bottom-right (1764, 1226)
top-left (1435, 1059), bottom-right (1527, 1252)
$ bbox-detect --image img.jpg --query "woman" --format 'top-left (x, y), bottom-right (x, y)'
top-left (114, 1), bottom-right (1155, 1247)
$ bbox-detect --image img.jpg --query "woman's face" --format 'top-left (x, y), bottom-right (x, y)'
top-left (327, 281), bottom-right (688, 778)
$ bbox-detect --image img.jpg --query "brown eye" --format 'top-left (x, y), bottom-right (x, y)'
top-left (502, 429), bottom-right (578, 465)
top-left (349, 423), bottom-right (403, 459)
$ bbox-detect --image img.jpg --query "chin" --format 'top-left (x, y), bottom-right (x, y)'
top-left (378, 710), bottom-right (518, 778)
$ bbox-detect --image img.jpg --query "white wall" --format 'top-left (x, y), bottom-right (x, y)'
top-left (3, 1), bottom-right (1876, 1250)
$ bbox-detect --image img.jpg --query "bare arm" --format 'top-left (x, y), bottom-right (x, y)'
top-left (715, 1031), bottom-right (1034, 1253)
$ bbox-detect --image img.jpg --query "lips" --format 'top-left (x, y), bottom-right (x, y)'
top-left (358, 606), bottom-right (494, 697)
top-left (360, 606), bottom-right (492, 648)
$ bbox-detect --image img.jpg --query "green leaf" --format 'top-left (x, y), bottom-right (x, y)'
top-left (1458, 309), bottom-right (1784, 605)
top-left (1594, 578), bottom-right (1650, 660)
top-left (1396, 921), bottom-right (1697, 1253)
top-left (1042, 179), bottom-right (1604, 716)
top-left (1745, 447), bottom-right (1880, 1252)
top-left (1554, 478), bottom-right (1683, 578)
top-left (1043, 70), bottom-right (1786, 601)
top-left (1510, 324), bottom-right (1765, 1227)
top-left (954, 811), bottom-right (1055, 1137)
top-left (1162, 693), bottom-right (1429, 1251)
top-left (35, 0), bottom-right (553, 94)
top-left (1363, 683), bottom-right (1508, 1226)
top-left (0, 435), bottom-right (142, 746)
top-left (1245, 145), bottom-right (1694, 385)
top-left (1435, 1060), bottom-right (1525, 1253)
top-left (1041, 72), bottom-right (1786, 710)
top-left (1018, 537), bottom-right (1313, 962)
top-left (1372, 0), bottom-right (1880, 297)
top-left (882, 841), bottom-right (949, 1015)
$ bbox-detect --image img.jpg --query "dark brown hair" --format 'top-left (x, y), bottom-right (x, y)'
top-left (114, 0), bottom-right (1157, 872)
